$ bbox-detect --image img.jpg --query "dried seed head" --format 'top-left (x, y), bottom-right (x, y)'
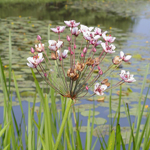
top-left (105, 82), bottom-right (110, 87)
top-left (94, 57), bottom-right (100, 66)
top-left (72, 73), bottom-right (79, 81)
top-left (75, 62), bottom-right (85, 72)
top-left (51, 52), bottom-right (58, 60)
top-left (67, 68), bottom-right (79, 81)
top-left (101, 79), bottom-right (108, 84)
top-left (86, 57), bottom-right (94, 66)
top-left (113, 56), bottom-right (122, 65)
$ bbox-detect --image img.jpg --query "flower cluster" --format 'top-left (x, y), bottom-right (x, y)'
top-left (27, 20), bottom-right (135, 100)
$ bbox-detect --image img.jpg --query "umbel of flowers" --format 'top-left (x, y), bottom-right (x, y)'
top-left (27, 20), bottom-right (136, 100)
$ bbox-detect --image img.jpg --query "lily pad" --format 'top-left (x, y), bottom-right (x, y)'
top-left (132, 54), bottom-right (142, 59)
top-left (90, 117), bottom-right (107, 125)
top-left (81, 110), bottom-right (100, 117)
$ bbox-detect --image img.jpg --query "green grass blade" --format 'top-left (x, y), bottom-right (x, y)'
top-left (116, 124), bottom-right (121, 150)
top-left (91, 138), bottom-right (98, 150)
top-left (54, 99), bottom-right (72, 150)
top-left (85, 109), bottom-right (91, 150)
top-left (8, 30), bottom-right (12, 95)
top-left (3, 144), bottom-right (10, 150)
top-left (107, 130), bottom-right (115, 150)
top-left (0, 124), bottom-right (9, 137)
top-left (126, 104), bottom-right (135, 149)
top-left (28, 102), bottom-right (32, 150)
top-left (136, 64), bottom-right (149, 128)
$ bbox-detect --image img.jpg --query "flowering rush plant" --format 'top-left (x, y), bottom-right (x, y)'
top-left (27, 20), bottom-right (135, 100)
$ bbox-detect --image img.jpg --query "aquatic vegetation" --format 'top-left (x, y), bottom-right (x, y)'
top-left (27, 20), bottom-right (134, 100)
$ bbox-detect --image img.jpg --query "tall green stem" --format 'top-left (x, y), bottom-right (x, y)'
top-left (54, 99), bottom-right (72, 150)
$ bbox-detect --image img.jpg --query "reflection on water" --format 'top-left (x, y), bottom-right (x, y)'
top-left (0, 1), bottom-right (141, 32)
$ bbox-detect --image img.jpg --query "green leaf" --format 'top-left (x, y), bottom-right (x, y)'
top-left (0, 124), bottom-right (9, 137)
top-left (107, 130), bottom-right (115, 150)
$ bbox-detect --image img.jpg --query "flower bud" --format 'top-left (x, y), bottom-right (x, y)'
top-left (98, 66), bottom-right (101, 70)
top-left (68, 47), bottom-right (71, 51)
top-left (93, 48), bottom-right (96, 52)
top-left (86, 86), bottom-right (89, 90)
top-left (67, 35), bottom-right (71, 42)
top-left (44, 73), bottom-right (47, 77)
top-left (71, 51), bottom-right (74, 55)
top-left (81, 53), bottom-right (84, 57)
top-left (74, 44), bottom-right (76, 49)
top-left (83, 47), bottom-right (87, 53)
top-left (99, 70), bottom-right (103, 75)
top-left (59, 56), bottom-right (62, 61)
top-left (37, 35), bottom-right (41, 41)
top-left (31, 47), bottom-right (35, 53)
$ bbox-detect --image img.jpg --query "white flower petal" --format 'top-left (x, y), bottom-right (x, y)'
top-left (27, 63), bottom-right (35, 68)
top-left (51, 28), bottom-right (58, 33)
top-left (94, 83), bottom-right (99, 90)
top-left (100, 85), bottom-right (107, 91)
top-left (64, 21), bottom-right (70, 26)
top-left (120, 51), bottom-right (124, 59)
top-left (124, 55), bottom-right (132, 62)
top-left (101, 43), bottom-right (107, 51)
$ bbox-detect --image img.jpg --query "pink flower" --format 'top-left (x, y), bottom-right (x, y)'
top-left (120, 70), bottom-right (136, 83)
top-left (102, 31), bottom-right (116, 43)
top-left (120, 51), bottom-right (132, 62)
top-left (48, 40), bottom-right (63, 51)
top-left (71, 27), bottom-right (81, 36)
top-left (35, 44), bottom-right (44, 52)
top-left (57, 50), bottom-right (69, 59)
top-left (94, 83), bottom-right (107, 95)
top-left (80, 24), bottom-right (94, 32)
top-left (90, 39), bottom-right (102, 46)
top-left (94, 27), bottom-right (102, 36)
top-left (64, 20), bottom-right (80, 28)
top-left (83, 31), bottom-right (101, 46)
top-left (95, 40), bottom-right (102, 47)
top-left (27, 53), bottom-right (44, 68)
top-left (83, 31), bottom-right (92, 41)
top-left (51, 26), bottom-right (66, 33)
top-left (101, 42), bottom-right (115, 53)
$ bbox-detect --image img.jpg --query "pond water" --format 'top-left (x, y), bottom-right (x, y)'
top-left (0, 1), bottom-right (150, 149)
